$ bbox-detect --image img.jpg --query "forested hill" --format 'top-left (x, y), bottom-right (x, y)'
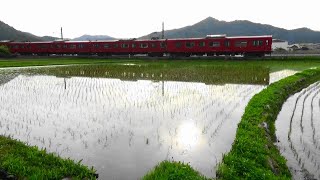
top-left (72, 35), bottom-right (116, 41)
top-left (140, 17), bottom-right (320, 44)
top-left (0, 20), bottom-right (56, 41)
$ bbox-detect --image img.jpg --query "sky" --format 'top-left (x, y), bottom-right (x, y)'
top-left (1, 0), bottom-right (319, 39)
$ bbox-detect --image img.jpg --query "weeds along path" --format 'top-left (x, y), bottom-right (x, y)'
top-left (216, 68), bottom-right (320, 179)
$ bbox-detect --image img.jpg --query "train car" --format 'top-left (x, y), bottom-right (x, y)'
top-left (165, 35), bottom-right (272, 57)
top-left (0, 35), bottom-right (272, 57)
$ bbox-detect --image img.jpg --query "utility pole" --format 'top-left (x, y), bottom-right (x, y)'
top-left (162, 22), bottom-right (164, 39)
top-left (61, 27), bottom-right (63, 40)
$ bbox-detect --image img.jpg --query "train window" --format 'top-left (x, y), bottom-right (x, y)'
top-left (209, 41), bottom-right (220, 47)
top-left (132, 43), bottom-right (137, 48)
top-left (104, 44), bottom-right (110, 48)
top-left (235, 41), bottom-right (247, 47)
top-left (20, 45), bottom-right (25, 49)
top-left (253, 40), bottom-right (264, 46)
top-left (160, 42), bottom-right (166, 48)
top-left (224, 41), bottom-right (230, 47)
top-left (140, 43), bottom-right (148, 48)
top-left (113, 44), bottom-right (119, 48)
top-left (175, 42), bottom-right (182, 48)
top-left (266, 40), bottom-right (269, 45)
top-left (121, 44), bottom-right (129, 48)
top-left (151, 43), bottom-right (156, 48)
top-left (186, 42), bottom-right (195, 48)
top-left (63, 44), bottom-right (68, 49)
top-left (69, 44), bottom-right (76, 49)
top-left (77, 44), bottom-right (84, 48)
top-left (258, 40), bottom-right (263, 46)
top-left (93, 44), bottom-right (100, 48)
top-left (38, 44), bottom-right (48, 48)
top-left (199, 42), bottom-right (205, 47)
top-left (13, 45), bottom-right (19, 49)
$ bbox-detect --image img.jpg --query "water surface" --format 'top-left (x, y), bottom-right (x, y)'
top-left (276, 82), bottom-right (320, 180)
top-left (0, 64), bottom-right (294, 179)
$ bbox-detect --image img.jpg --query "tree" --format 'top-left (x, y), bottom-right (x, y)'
top-left (0, 45), bottom-right (11, 57)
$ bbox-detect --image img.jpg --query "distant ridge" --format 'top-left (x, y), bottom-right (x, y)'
top-left (140, 17), bottom-right (320, 44)
top-left (0, 20), bottom-right (56, 41)
top-left (72, 35), bottom-right (116, 41)
top-left (2, 18), bottom-right (320, 43)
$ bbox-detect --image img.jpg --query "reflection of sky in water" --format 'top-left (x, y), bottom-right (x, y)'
top-left (0, 70), bottom-right (294, 179)
top-left (276, 82), bottom-right (320, 180)
top-left (269, 70), bottom-right (297, 84)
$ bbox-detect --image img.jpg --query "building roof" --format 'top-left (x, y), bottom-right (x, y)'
top-left (272, 39), bottom-right (287, 43)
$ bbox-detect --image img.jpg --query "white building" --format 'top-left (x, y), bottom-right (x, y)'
top-left (272, 39), bottom-right (289, 51)
top-left (288, 44), bottom-right (301, 51)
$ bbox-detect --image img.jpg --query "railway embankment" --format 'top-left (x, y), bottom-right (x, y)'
top-left (216, 67), bottom-right (320, 179)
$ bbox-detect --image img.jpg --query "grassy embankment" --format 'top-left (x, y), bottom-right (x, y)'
top-left (215, 68), bottom-right (320, 179)
top-left (1, 57), bottom-right (320, 179)
top-left (0, 136), bottom-right (97, 179)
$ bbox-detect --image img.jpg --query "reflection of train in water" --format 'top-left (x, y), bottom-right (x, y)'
top-left (0, 35), bottom-right (272, 57)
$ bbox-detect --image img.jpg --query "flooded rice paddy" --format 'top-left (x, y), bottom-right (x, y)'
top-left (276, 82), bottom-right (320, 180)
top-left (0, 64), bottom-right (295, 179)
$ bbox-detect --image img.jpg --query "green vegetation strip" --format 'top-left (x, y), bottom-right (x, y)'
top-left (0, 136), bottom-right (97, 179)
top-left (1, 57), bottom-right (320, 72)
top-left (216, 68), bottom-right (320, 179)
top-left (143, 161), bottom-right (210, 180)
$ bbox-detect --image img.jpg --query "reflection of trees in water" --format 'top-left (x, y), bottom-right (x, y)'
top-left (0, 70), bottom-right (19, 86)
top-left (21, 64), bottom-right (270, 85)
top-left (277, 82), bottom-right (320, 180)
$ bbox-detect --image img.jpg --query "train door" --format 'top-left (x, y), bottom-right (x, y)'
top-left (224, 40), bottom-right (230, 55)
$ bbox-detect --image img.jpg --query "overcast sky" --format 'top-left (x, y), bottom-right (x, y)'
top-left (1, 0), bottom-right (319, 39)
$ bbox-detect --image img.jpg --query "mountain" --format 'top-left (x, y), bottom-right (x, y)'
top-left (0, 20), bottom-right (57, 41)
top-left (72, 35), bottom-right (116, 41)
top-left (140, 17), bottom-right (320, 44)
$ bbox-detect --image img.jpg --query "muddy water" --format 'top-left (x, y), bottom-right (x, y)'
top-left (276, 82), bottom-right (320, 180)
top-left (0, 65), bottom-right (295, 179)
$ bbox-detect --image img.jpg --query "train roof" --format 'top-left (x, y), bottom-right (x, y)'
top-left (158, 35), bottom-right (273, 41)
top-left (227, 35), bottom-right (272, 39)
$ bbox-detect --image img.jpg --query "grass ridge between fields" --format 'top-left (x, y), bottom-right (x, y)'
top-left (0, 136), bottom-right (97, 179)
top-left (216, 67), bottom-right (320, 179)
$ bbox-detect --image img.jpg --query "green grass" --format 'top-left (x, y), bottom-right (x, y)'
top-left (216, 68), bottom-right (320, 179)
top-left (0, 136), bottom-right (97, 179)
top-left (1, 57), bottom-right (320, 72)
top-left (143, 161), bottom-right (210, 180)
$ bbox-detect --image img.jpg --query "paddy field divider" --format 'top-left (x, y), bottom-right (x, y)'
top-left (216, 67), bottom-right (320, 179)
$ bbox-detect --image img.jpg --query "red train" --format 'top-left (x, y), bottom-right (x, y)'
top-left (0, 35), bottom-right (272, 57)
